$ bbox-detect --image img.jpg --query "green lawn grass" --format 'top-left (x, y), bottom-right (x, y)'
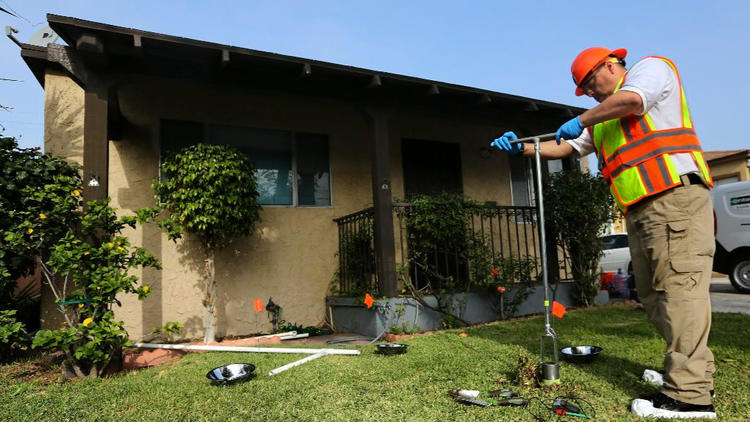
top-left (2, 305), bottom-right (749, 421)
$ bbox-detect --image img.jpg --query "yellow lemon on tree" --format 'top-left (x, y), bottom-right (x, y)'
top-left (39, 213), bottom-right (46, 219)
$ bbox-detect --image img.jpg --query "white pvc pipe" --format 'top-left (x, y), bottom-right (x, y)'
top-left (253, 331), bottom-right (297, 339)
top-left (281, 333), bottom-right (309, 340)
top-left (268, 352), bottom-right (327, 376)
top-left (133, 343), bottom-right (360, 355)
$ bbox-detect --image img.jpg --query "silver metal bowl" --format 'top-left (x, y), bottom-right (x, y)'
top-left (376, 343), bottom-right (408, 355)
top-left (206, 363), bottom-right (256, 385)
top-left (560, 345), bottom-right (603, 363)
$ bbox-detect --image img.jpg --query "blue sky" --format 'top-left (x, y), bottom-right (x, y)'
top-left (1, 0), bottom-right (749, 163)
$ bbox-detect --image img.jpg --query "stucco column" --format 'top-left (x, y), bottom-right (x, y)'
top-left (82, 77), bottom-right (109, 201)
top-left (364, 108), bottom-right (398, 297)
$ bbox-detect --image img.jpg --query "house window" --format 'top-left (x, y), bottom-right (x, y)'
top-left (295, 132), bottom-right (331, 206)
top-left (510, 157), bottom-right (534, 207)
top-left (160, 120), bottom-right (331, 206)
top-left (547, 159), bottom-right (563, 174)
top-left (715, 176), bottom-right (739, 186)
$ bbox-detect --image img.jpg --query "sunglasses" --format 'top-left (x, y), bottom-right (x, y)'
top-left (578, 62), bottom-right (606, 94)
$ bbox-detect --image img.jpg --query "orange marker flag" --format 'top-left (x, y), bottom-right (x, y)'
top-left (253, 298), bottom-right (264, 313)
top-left (551, 301), bottom-right (566, 318)
top-left (364, 293), bottom-right (375, 309)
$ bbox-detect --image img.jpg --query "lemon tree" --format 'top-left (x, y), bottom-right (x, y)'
top-left (1, 137), bottom-right (160, 376)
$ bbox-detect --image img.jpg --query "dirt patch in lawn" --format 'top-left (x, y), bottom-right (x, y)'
top-left (0, 352), bottom-right (63, 385)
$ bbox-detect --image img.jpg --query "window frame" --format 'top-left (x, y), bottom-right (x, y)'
top-left (157, 119), bottom-right (333, 208)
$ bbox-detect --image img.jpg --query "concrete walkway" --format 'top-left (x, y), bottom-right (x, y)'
top-left (711, 277), bottom-right (750, 315)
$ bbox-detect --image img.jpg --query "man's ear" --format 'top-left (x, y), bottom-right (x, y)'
top-left (605, 61), bottom-right (617, 75)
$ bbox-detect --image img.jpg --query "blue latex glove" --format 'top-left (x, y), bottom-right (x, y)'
top-left (490, 131), bottom-right (523, 155)
top-left (555, 116), bottom-right (584, 144)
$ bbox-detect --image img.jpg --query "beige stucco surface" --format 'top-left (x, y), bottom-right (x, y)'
top-left (44, 72), bottom-right (555, 341)
top-left (40, 70), bottom-right (85, 329)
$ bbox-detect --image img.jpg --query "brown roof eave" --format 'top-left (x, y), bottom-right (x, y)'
top-left (706, 150), bottom-right (750, 165)
top-left (19, 44), bottom-right (49, 87)
top-left (45, 13), bottom-right (586, 115)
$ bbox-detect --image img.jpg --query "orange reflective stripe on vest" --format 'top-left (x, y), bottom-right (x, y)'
top-left (592, 56), bottom-right (713, 213)
top-left (600, 128), bottom-right (702, 180)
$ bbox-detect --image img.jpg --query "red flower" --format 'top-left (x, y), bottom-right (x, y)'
top-left (492, 268), bottom-right (499, 276)
top-left (497, 286), bottom-right (506, 293)
top-left (364, 293), bottom-right (375, 309)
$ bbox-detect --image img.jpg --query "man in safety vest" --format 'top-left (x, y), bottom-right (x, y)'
top-left (491, 47), bottom-right (716, 419)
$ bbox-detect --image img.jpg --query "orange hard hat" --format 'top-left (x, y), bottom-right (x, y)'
top-left (571, 47), bottom-right (627, 96)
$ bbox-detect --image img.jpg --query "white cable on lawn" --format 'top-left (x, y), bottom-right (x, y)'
top-left (133, 343), bottom-right (360, 355)
top-left (268, 352), bottom-right (328, 376)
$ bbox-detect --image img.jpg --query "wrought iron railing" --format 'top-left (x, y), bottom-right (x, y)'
top-left (333, 203), bottom-right (572, 296)
top-left (333, 207), bottom-right (377, 295)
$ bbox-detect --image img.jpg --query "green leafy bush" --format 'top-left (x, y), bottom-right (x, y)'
top-left (0, 310), bottom-right (28, 362)
top-left (153, 143), bottom-right (262, 343)
top-left (150, 321), bottom-right (183, 343)
top-left (543, 170), bottom-right (615, 306)
top-left (490, 256), bottom-right (537, 319)
top-left (396, 194), bottom-right (537, 325)
top-left (0, 137), bottom-right (79, 331)
top-left (30, 200), bottom-right (160, 378)
top-left (335, 218), bottom-right (375, 296)
top-left (1, 136), bottom-right (160, 376)
top-left (0, 136), bottom-right (81, 359)
top-left (398, 193), bottom-right (475, 292)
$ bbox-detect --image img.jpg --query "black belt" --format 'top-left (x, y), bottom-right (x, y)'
top-left (629, 173), bottom-right (705, 212)
top-left (679, 172), bottom-right (704, 187)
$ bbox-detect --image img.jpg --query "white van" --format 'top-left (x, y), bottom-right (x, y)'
top-left (712, 180), bottom-right (750, 293)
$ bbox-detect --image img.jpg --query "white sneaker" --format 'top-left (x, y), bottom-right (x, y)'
top-left (631, 393), bottom-right (716, 419)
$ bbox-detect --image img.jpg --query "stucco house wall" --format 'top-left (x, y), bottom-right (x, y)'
top-left (38, 72), bottom-right (544, 340)
top-left (39, 69), bottom-right (85, 330)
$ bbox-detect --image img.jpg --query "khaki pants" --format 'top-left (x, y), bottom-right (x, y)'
top-left (626, 179), bottom-right (715, 405)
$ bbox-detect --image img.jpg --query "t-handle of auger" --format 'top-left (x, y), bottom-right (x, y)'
top-left (507, 132), bottom-right (557, 145)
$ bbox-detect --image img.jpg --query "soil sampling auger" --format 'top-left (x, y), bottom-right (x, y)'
top-left (509, 132), bottom-right (560, 385)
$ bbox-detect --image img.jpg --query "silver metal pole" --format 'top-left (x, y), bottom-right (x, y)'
top-left (533, 138), bottom-right (551, 333)
top-left (506, 132), bottom-right (555, 330)
top-left (507, 132), bottom-right (560, 383)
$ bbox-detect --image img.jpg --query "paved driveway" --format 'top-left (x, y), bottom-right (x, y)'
top-left (711, 277), bottom-right (750, 315)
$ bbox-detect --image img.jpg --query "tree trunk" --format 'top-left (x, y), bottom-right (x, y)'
top-left (203, 249), bottom-right (217, 344)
